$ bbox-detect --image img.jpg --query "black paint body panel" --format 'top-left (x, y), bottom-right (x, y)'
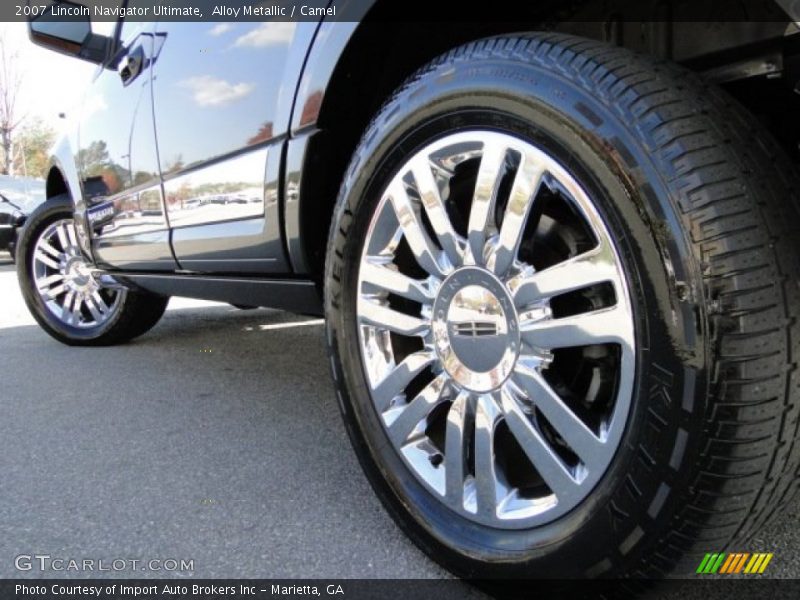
top-left (116, 273), bottom-right (323, 316)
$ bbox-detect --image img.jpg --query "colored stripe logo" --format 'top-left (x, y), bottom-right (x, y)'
top-left (696, 552), bottom-right (773, 574)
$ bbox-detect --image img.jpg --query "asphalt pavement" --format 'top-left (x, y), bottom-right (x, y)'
top-left (0, 250), bottom-right (798, 586)
top-left (0, 252), bottom-right (471, 586)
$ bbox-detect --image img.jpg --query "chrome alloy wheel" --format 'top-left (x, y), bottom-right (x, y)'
top-left (356, 131), bottom-right (635, 529)
top-left (32, 218), bottom-right (124, 328)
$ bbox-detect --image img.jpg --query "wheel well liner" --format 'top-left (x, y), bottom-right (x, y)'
top-left (45, 167), bottom-right (69, 200)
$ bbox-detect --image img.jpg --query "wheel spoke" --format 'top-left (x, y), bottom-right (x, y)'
top-left (359, 300), bottom-right (429, 337)
top-left (36, 273), bottom-right (65, 292)
top-left (61, 290), bottom-right (76, 324)
top-left (509, 245), bottom-right (619, 308)
top-left (474, 394), bottom-right (502, 518)
top-left (500, 388), bottom-right (580, 498)
top-left (55, 223), bottom-right (70, 251)
top-left (488, 153), bottom-right (546, 276)
top-left (409, 155), bottom-right (463, 267)
top-left (388, 374), bottom-right (449, 445)
top-left (388, 180), bottom-right (450, 278)
top-left (361, 259), bottom-right (432, 304)
top-left (513, 364), bottom-right (603, 468)
top-left (467, 142), bottom-right (507, 265)
top-left (38, 240), bottom-right (64, 260)
top-left (66, 222), bottom-right (79, 248)
top-left (85, 294), bottom-right (106, 322)
top-left (91, 291), bottom-right (111, 315)
top-left (444, 392), bottom-right (470, 506)
top-left (372, 351), bottom-right (436, 412)
top-left (85, 298), bottom-right (101, 321)
top-left (72, 296), bottom-right (84, 324)
top-left (34, 250), bottom-right (60, 270)
top-left (44, 284), bottom-right (67, 300)
top-left (520, 305), bottom-right (631, 350)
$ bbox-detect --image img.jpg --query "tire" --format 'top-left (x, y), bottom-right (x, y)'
top-left (17, 195), bottom-right (169, 346)
top-left (324, 33), bottom-right (800, 581)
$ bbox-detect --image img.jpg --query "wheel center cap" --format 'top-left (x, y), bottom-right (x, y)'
top-left (65, 258), bottom-right (91, 288)
top-left (432, 267), bottom-right (520, 393)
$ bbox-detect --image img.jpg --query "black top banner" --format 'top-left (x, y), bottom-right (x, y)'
top-left (5, 0), bottom-right (800, 22)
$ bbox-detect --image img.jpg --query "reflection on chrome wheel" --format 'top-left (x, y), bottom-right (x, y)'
top-left (32, 218), bottom-right (124, 328)
top-left (356, 131), bottom-right (635, 528)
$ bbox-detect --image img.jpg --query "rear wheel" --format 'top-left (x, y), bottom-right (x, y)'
top-left (17, 196), bottom-right (168, 346)
top-left (325, 34), bottom-right (800, 580)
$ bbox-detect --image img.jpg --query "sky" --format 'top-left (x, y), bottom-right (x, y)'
top-left (0, 22), bottom-right (99, 129)
top-left (0, 20), bottom-right (297, 144)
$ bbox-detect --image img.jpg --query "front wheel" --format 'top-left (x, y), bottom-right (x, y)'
top-left (325, 34), bottom-right (800, 580)
top-left (17, 196), bottom-right (169, 346)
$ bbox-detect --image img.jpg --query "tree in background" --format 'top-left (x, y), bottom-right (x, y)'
top-left (76, 139), bottom-right (111, 175)
top-left (0, 37), bottom-right (24, 176)
top-left (12, 117), bottom-right (56, 179)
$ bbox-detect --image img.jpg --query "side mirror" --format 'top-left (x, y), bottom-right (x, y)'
top-left (28, 1), bottom-right (111, 65)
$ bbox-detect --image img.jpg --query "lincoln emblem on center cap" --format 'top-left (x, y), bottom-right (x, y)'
top-left (452, 321), bottom-right (500, 337)
top-left (430, 267), bottom-right (521, 393)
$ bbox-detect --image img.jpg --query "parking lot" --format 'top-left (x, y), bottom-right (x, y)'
top-left (0, 250), bottom-right (799, 583)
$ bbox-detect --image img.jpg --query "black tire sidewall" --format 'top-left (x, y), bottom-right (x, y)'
top-left (326, 52), bottom-right (708, 578)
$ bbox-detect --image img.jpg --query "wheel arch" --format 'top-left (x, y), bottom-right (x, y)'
top-left (290, 1), bottom-right (797, 285)
top-left (45, 166), bottom-right (69, 200)
top-left (288, 4), bottom-right (543, 282)
top-left (44, 135), bottom-right (92, 259)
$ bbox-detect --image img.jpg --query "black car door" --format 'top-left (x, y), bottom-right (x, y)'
top-left (150, 21), bottom-right (318, 273)
top-left (79, 15), bottom-right (178, 272)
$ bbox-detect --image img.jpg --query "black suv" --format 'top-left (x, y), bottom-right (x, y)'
top-left (18, 0), bottom-right (800, 583)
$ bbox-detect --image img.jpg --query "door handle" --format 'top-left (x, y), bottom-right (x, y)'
top-left (118, 46), bottom-right (145, 85)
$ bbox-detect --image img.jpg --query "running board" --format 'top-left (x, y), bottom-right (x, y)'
top-left (112, 273), bottom-right (323, 316)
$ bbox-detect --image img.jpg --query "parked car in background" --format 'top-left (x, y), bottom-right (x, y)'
top-left (16, 0), bottom-right (800, 586)
top-left (0, 176), bottom-right (46, 261)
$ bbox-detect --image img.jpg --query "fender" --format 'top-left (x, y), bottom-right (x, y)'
top-left (46, 132), bottom-right (93, 260)
top-left (289, 0), bottom-right (376, 135)
top-left (283, 0), bottom-right (376, 273)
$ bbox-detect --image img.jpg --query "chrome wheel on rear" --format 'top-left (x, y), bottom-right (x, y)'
top-left (32, 218), bottom-right (123, 328)
top-left (356, 131), bottom-right (635, 528)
